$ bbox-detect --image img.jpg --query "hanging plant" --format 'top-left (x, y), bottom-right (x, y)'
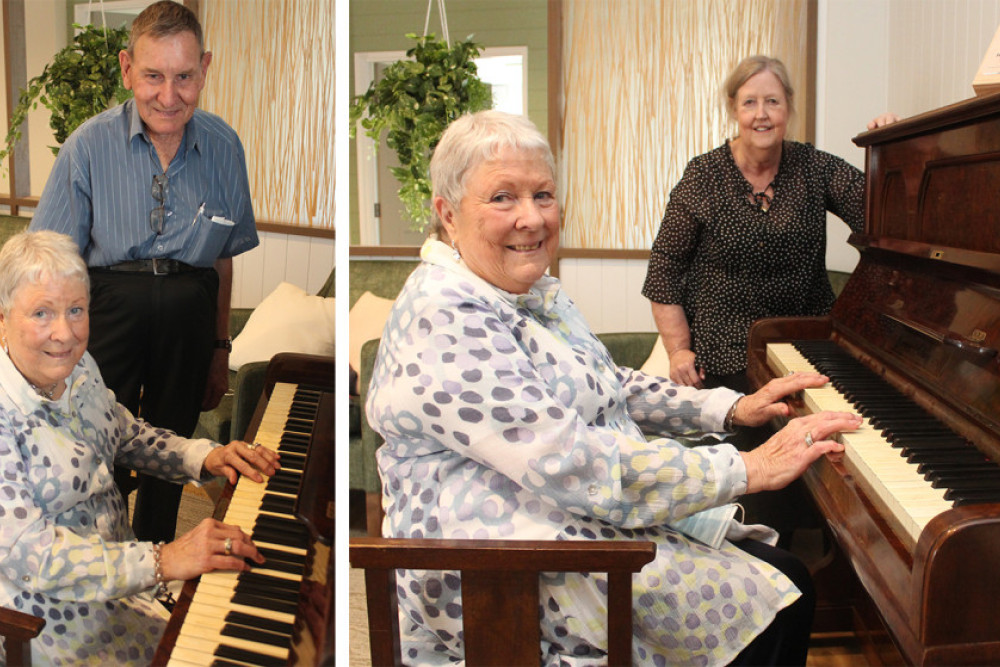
top-left (0, 23), bottom-right (132, 168)
top-left (350, 32), bottom-right (492, 232)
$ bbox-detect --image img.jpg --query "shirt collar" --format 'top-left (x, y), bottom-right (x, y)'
top-left (125, 99), bottom-right (202, 157)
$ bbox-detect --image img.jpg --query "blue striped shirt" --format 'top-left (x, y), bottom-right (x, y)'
top-left (30, 99), bottom-right (258, 268)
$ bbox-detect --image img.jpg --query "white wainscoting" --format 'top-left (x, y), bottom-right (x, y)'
top-left (231, 230), bottom-right (335, 309)
top-left (557, 257), bottom-right (657, 335)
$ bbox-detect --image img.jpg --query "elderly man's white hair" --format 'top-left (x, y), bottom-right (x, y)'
top-left (429, 110), bottom-right (556, 231)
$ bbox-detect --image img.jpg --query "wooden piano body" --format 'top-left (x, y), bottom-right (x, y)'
top-left (747, 92), bottom-right (1000, 665)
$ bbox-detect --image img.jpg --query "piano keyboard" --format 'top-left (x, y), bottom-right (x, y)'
top-left (767, 341), bottom-right (1000, 549)
top-left (167, 382), bottom-right (321, 667)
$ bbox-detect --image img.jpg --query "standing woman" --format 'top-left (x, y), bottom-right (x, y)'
top-left (642, 55), bottom-right (896, 395)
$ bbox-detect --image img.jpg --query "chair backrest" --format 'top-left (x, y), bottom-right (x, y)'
top-left (0, 606), bottom-right (45, 666)
top-left (350, 537), bottom-right (656, 666)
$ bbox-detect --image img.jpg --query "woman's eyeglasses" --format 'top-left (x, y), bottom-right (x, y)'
top-left (150, 174), bottom-right (169, 235)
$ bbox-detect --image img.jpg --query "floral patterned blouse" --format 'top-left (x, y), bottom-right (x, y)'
top-left (0, 350), bottom-right (216, 665)
top-left (642, 140), bottom-right (865, 376)
top-left (367, 239), bottom-right (801, 666)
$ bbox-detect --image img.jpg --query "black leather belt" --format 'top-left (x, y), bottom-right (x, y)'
top-left (99, 259), bottom-right (200, 276)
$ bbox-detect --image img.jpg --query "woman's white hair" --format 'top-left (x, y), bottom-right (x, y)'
top-left (0, 231), bottom-right (89, 314)
top-left (429, 110), bottom-right (555, 233)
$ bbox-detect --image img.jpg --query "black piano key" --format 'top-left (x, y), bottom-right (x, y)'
top-left (224, 610), bottom-right (294, 636)
top-left (221, 622), bottom-right (292, 649)
top-left (231, 591), bottom-right (299, 616)
top-left (238, 570), bottom-right (302, 594)
top-left (260, 494), bottom-right (297, 515)
top-left (945, 488), bottom-right (1000, 503)
top-left (213, 644), bottom-right (286, 667)
top-left (931, 476), bottom-right (1000, 491)
top-left (256, 546), bottom-right (307, 567)
top-left (907, 450), bottom-right (988, 465)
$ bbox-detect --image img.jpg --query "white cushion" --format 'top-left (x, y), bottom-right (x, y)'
top-left (348, 291), bottom-right (396, 380)
top-left (229, 282), bottom-right (335, 370)
top-left (639, 336), bottom-right (671, 378)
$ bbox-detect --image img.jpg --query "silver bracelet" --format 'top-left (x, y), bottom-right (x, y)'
top-left (152, 541), bottom-right (175, 607)
top-left (724, 397), bottom-right (741, 431)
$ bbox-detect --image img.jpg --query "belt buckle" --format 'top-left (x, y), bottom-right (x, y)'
top-left (152, 258), bottom-right (168, 276)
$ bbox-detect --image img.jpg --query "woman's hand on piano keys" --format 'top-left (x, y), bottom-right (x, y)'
top-left (158, 518), bottom-right (265, 582)
top-left (741, 411), bottom-right (863, 494)
top-left (202, 440), bottom-right (281, 485)
top-left (733, 371), bottom-right (831, 428)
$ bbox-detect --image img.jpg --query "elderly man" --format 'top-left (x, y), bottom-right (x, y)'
top-left (30, 0), bottom-right (258, 544)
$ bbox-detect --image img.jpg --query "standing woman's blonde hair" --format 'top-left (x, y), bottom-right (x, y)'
top-left (0, 231), bottom-right (89, 315)
top-left (723, 55), bottom-right (796, 118)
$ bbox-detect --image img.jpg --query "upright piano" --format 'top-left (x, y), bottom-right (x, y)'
top-left (748, 92), bottom-right (1000, 666)
top-left (152, 353), bottom-right (335, 666)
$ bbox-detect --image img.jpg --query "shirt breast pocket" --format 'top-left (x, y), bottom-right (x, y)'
top-left (188, 209), bottom-right (236, 260)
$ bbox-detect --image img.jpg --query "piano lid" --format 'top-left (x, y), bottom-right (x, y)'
top-left (850, 90), bottom-right (1000, 274)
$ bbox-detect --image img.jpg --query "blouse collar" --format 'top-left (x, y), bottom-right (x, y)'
top-left (0, 351), bottom-right (88, 414)
top-left (420, 238), bottom-right (562, 317)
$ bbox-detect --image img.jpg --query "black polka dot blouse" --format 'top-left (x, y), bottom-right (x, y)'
top-left (642, 140), bottom-right (865, 376)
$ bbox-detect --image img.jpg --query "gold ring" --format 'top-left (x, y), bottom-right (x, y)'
top-left (224, 537), bottom-right (233, 556)
top-left (804, 431), bottom-right (814, 447)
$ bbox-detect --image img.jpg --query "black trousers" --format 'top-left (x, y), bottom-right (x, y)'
top-left (729, 539), bottom-right (816, 666)
top-left (88, 267), bottom-right (218, 544)
top-left (704, 372), bottom-right (820, 549)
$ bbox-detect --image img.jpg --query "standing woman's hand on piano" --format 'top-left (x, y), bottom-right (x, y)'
top-left (202, 441), bottom-right (281, 485)
top-left (731, 372), bottom-right (830, 427)
top-left (866, 112), bottom-right (901, 130)
top-left (158, 518), bottom-right (265, 581)
top-left (741, 412), bottom-right (862, 493)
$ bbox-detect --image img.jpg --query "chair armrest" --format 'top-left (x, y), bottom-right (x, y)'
top-left (350, 537), bottom-right (656, 572)
top-left (0, 606), bottom-right (45, 666)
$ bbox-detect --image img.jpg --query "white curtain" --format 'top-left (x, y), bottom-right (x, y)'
top-left (559, 0), bottom-right (810, 249)
top-left (200, 0), bottom-right (334, 229)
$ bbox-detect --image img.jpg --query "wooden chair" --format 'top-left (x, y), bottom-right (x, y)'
top-left (0, 606), bottom-right (45, 666)
top-left (350, 537), bottom-right (656, 666)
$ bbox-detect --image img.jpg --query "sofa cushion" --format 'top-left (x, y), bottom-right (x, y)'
top-left (640, 336), bottom-right (671, 378)
top-left (229, 281), bottom-right (335, 370)
top-left (349, 291), bottom-right (395, 393)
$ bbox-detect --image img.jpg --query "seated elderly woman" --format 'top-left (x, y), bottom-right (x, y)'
top-left (367, 110), bottom-right (863, 665)
top-left (0, 230), bottom-right (280, 664)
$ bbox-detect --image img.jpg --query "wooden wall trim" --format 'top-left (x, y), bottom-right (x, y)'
top-left (349, 245), bottom-right (421, 257)
top-left (547, 0), bottom-right (562, 151)
top-left (257, 222), bottom-right (335, 239)
top-left (805, 0), bottom-right (818, 144)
